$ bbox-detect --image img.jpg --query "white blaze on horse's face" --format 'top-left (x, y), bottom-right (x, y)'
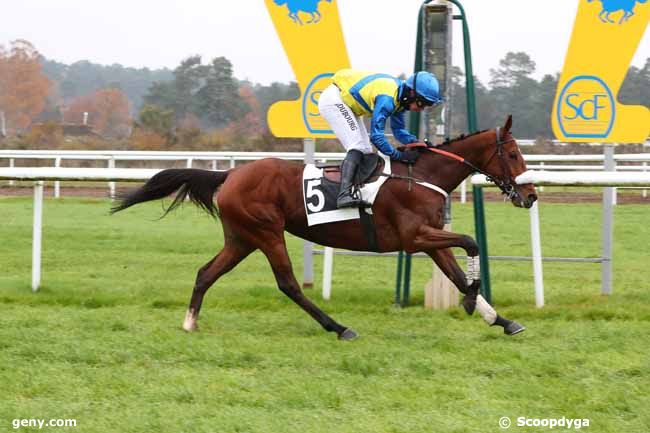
top-left (503, 138), bottom-right (538, 209)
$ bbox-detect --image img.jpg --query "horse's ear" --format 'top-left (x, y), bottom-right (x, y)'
top-left (503, 115), bottom-right (513, 136)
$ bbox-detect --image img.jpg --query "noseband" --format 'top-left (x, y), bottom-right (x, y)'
top-left (483, 127), bottom-right (518, 201)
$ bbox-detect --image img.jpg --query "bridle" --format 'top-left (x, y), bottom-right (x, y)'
top-left (423, 128), bottom-right (519, 201)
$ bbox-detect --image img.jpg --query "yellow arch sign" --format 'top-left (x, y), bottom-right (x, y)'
top-left (264, 0), bottom-right (350, 138)
top-left (552, 0), bottom-right (650, 143)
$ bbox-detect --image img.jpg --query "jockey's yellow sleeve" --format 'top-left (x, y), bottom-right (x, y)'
top-left (332, 69), bottom-right (417, 158)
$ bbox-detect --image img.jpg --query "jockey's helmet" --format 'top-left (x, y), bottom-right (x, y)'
top-left (403, 71), bottom-right (443, 108)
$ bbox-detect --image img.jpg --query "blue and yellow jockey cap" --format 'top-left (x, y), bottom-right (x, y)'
top-left (404, 71), bottom-right (443, 107)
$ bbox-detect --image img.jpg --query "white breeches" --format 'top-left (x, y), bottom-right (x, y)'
top-left (318, 84), bottom-right (374, 154)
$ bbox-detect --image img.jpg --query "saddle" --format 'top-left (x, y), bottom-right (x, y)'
top-left (317, 153), bottom-right (384, 185)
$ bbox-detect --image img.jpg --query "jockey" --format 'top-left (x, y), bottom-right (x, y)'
top-left (318, 69), bottom-right (443, 208)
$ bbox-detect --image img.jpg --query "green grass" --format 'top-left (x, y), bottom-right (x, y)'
top-left (1, 196), bottom-right (649, 433)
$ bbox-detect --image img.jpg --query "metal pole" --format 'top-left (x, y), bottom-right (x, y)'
top-left (395, 251), bottom-right (404, 305)
top-left (449, 0), bottom-right (492, 303)
top-left (32, 181), bottom-right (44, 291)
top-left (529, 201), bottom-right (544, 307)
top-left (303, 138), bottom-right (315, 289)
top-left (322, 247), bottom-right (333, 300)
top-left (602, 144), bottom-right (615, 295)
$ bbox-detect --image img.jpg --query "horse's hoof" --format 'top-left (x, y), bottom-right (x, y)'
top-left (338, 328), bottom-right (359, 341)
top-left (182, 323), bottom-right (198, 332)
top-left (462, 296), bottom-right (476, 315)
top-left (504, 321), bottom-right (525, 336)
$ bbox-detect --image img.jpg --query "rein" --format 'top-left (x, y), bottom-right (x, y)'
top-left (421, 127), bottom-right (518, 200)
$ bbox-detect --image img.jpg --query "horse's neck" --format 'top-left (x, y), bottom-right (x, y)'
top-left (423, 132), bottom-right (492, 193)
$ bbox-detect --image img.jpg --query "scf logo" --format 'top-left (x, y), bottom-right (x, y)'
top-left (557, 75), bottom-right (615, 138)
top-left (302, 72), bottom-right (334, 134)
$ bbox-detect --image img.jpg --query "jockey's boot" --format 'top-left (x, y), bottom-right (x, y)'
top-left (337, 149), bottom-right (363, 208)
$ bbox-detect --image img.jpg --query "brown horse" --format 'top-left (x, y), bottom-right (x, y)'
top-left (112, 116), bottom-right (537, 340)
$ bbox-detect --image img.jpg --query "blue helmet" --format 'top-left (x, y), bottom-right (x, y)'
top-left (404, 71), bottom-right (443, 107)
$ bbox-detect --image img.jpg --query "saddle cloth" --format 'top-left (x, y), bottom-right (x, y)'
top-left (302, 153), bottom-right (391, 226)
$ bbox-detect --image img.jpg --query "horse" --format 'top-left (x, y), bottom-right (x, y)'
top-left (588, 0), bottom-right (648, 24)
top-left (111, 115), bottom-right (537, 341)
top-left (273, 0), bottom-right (332, 25)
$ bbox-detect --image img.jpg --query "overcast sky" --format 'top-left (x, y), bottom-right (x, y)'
top-left (1, 0), bottom-right (648, 86)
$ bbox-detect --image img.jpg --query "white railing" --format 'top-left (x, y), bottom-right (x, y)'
top-left (4, 150), bottom-right (650, 202)
top-left (0, 167), bottom-right (165, 291)
top-left (3, 166), bottom-right (650, 305)
top-left (470, 170), bottom-right (650, 308)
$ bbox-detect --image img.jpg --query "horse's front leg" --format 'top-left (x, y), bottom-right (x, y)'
top-left (411, 226), bottom-right (525, 335)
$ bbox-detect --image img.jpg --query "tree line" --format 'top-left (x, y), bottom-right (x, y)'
top-left (0, 39), bottom-right (647, 151)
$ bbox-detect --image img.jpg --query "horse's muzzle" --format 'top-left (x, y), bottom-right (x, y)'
top-left (511, 188), bottom-right (537, 209)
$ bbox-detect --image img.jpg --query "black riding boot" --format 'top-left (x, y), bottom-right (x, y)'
top-left (337, 149), bottom-right (363, 208)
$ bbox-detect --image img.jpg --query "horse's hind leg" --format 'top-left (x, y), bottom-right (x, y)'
top-left (261, 235), bottom-right (356, 340)
top-left (183, 241), bottom-right (253, 332)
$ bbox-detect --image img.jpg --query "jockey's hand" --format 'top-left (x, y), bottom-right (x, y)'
top-left (397, 149), bottom-right (420, 165)
top-left (423, 138), bottom-right (434, 148)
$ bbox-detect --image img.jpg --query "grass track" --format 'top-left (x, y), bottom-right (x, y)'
top-left (1, 196), bottom-right (649, 433)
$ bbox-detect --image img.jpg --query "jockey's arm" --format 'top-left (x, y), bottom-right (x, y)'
top-left (370, 96), bottom-right (416, 160)
top-left (389, 110), bottom-right (418, 145)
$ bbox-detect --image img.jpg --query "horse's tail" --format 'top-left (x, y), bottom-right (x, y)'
top-left (110, 168), bottom-right (229, 218)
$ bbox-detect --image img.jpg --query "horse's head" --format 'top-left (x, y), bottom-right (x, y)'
top-left (481, 115), bottom-right (537, 208)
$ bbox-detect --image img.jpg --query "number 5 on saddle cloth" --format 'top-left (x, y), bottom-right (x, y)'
top-left (302, 153), bottom-right (390, 227)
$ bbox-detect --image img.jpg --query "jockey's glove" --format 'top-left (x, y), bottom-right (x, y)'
top-left (396, 149), bottom-right (420, 165)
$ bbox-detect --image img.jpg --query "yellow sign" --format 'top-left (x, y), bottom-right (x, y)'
top-left (552, 0), bottom-right (650, 143)
top-left (264, 0), bottom-right (350, 138)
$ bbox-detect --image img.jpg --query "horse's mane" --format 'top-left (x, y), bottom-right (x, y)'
top-left (437, 129), bottom-right (489, 148)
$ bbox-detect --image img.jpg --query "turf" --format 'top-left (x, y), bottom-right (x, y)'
top-left (1, 196), bottom-right (649, 433)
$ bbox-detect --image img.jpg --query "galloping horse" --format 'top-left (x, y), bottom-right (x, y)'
top-left (112, 116), bottom-right (537, 340)
top-left (274, 0), bottom-right (332, 25)
top-left (588, 0), bottom-right (648, 24)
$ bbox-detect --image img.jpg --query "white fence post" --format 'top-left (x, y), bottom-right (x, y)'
top-left (460, 178), bottom-right (466, 204)
top-left (602, 145), bottom-right (615, 295)
top-left (9, 158), bottom-right (15, 186)
top-left (641, 161), bottom-right (648, 198)
top-left (54, 157), bottom-right (61, 198)
top-left (108, 157), bottom-right (116, 199)
top-left (529, 201), bottom-right (544, 307)
top-left (32, 181), bottom-right (44, 291)
top-left (322, 247), bottom-right (334, 300)
top-left (302, 138), bottom-right (315, 289)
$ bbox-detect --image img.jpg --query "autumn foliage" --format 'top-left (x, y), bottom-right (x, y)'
top-left (67, 88), bottom-right (132, 138)
top-left (0, 40), bottom-right (51, 134)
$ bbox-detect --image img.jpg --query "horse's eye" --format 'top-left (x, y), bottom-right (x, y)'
top-left (509, 151), bottom-right (518, 160)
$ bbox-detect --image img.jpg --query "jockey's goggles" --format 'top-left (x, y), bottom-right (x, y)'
top-left (415, 96), bottom-right (441, 108)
